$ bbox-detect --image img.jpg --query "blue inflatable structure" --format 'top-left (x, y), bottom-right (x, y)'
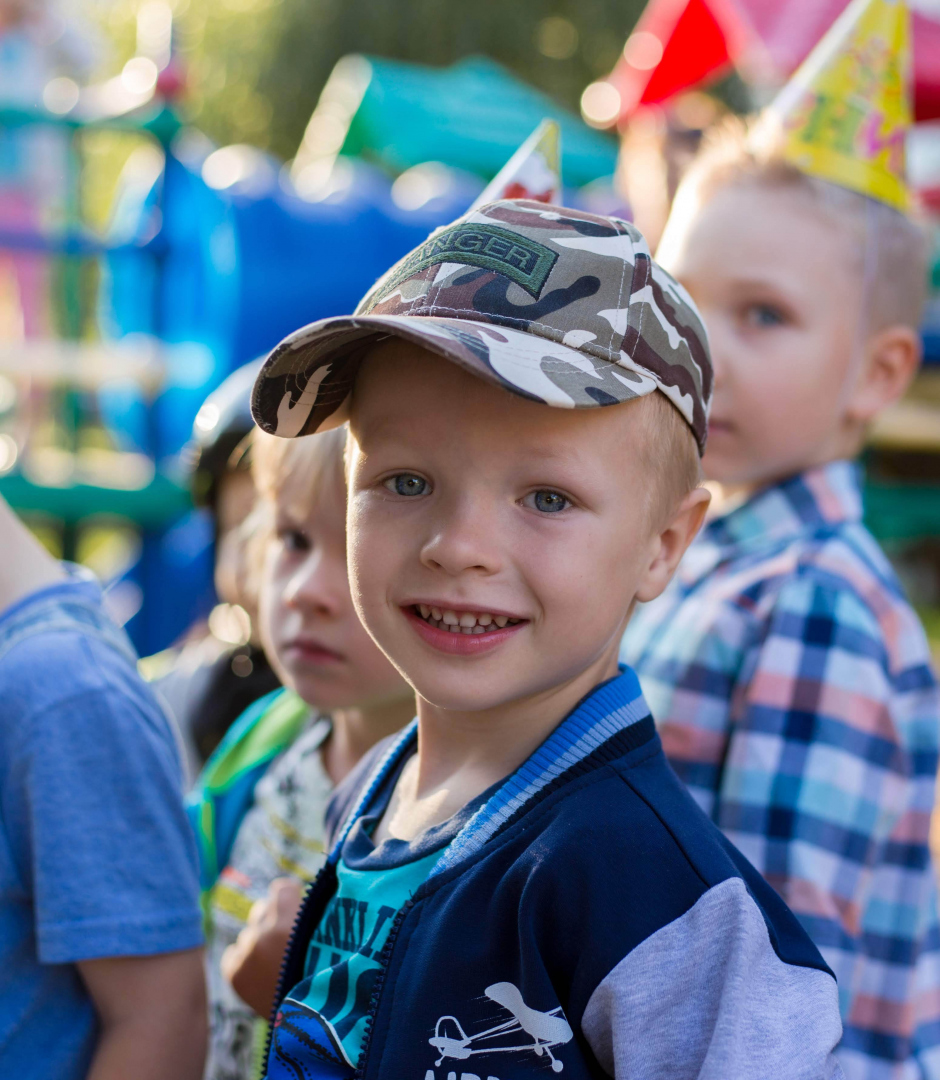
top-left (102, 141), bottom-right (487, 653)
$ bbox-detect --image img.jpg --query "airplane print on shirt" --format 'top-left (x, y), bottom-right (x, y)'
top-left (430, 982), bottom-right (573, 1074)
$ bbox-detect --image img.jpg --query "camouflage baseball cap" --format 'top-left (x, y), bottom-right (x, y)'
top-left (251, 199), bottom-right (713, 454)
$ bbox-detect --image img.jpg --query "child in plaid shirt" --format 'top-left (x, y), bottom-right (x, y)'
top-left (621, 123), bottom-right (940, 1079)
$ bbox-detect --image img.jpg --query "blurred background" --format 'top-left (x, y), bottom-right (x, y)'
top-left (2, 0), bottom-right (940, 665)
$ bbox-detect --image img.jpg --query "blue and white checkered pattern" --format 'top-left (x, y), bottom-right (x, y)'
top-left (622, 460), bottom-right (940, 1080)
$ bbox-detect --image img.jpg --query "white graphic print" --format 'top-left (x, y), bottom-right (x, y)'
top-left (430, 982), bottom-right (573, 1073)
top-left (274, 362), bottom-right (332, 437)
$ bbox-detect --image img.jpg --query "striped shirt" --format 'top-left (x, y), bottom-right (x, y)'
top-left (622, 460), bottom-right (940, 1079)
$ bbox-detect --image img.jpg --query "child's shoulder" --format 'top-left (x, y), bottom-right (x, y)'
top-left (690, 502), bottom-right (932, 678)
top-left (501, 734), bottom-right (754, 902)
top-left (763, 517), bottom-right (932, 676)
top-left (476, 736), bottom-right (834, 1009)
top-left (0, 575), bottom-right (173, 749)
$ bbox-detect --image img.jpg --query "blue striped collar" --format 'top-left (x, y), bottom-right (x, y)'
top-left (330, 667), bottom-right (652, 878)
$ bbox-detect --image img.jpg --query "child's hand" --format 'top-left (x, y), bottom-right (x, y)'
top-left (221, 877), bottom-right (304, 1018)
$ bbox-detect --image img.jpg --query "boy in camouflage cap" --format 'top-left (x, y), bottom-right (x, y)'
top-left (247, 199), bottom-right (844, 1079)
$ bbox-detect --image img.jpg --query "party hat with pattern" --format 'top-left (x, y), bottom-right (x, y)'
top-left (760, 0), bottom-right (911, 211)
top-left (471, 119), bottom-right (562, 209)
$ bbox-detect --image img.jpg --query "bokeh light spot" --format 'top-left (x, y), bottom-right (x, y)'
top-left (121, 56), bottom-right (159, 95)
top-left (536, 16), bottom-right (579, 60)
top-left (42, 78), bottom-right (79, 115)
top-left (581, 82), bottom-right (621, 128)
top-left (623, 30), bottom-right (664, 71)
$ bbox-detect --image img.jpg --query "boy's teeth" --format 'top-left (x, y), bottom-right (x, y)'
top-left (414, 606), bottom-right (521, 632)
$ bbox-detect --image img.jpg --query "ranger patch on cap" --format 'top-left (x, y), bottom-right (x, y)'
top-left (382, 224), bottom-right (560, 299)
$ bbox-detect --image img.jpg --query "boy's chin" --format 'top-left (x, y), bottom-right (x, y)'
top-left (701, 447), bottom-right (746, 485)
top-left (702, 447), bottom-right (771, 488)
top-left (414, 680), bottom-right (522, 716)
top-left (289, 676), bottom-right (346, 713)
top-left (703, 454), bottom-right (820, 491)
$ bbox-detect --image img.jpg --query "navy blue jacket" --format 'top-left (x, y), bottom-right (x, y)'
top-left (264, 669), bottom-right (844, 1080)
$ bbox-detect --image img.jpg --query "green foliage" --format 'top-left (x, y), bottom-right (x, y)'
top-left (178, 0), bottom-right (646, 161)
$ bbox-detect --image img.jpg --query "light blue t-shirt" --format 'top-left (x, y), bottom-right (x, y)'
top-left (0, 571), bottom-right (204, 1080)
top-left (299, 848), bottom-right (440, 1067)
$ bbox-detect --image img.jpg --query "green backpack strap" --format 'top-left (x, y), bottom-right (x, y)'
top-left (187, 688), bottom-right (312, 900)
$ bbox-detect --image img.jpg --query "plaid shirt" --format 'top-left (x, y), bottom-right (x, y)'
top-left (622, 460), bottom-right (940, 1079)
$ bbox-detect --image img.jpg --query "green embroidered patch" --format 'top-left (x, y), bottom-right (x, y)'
top-left (380, 223), bottom-right (559, 299)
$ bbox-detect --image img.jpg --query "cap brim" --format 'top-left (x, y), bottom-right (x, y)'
top-left (251, 314), bottom-right (662, 439)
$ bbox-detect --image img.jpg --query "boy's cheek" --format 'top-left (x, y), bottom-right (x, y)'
top-left (347, 508), bottom-right (388, 576)
top-left (348, 552), bottom-right (400, 645)
top-left (351, 500), bottom-right (424, 574)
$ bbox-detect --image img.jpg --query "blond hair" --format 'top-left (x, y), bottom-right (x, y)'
top-left (663, 117), bottom-right (929, 332)
top-left (240, 427), bottom-right (348, 595)
top-left (639, 391), bottom-right (702, 524)
top-left (252, 425), bottom-right (347, 516)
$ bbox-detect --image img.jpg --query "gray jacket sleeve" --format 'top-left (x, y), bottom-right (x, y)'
top-left (580, 877), bottom-right (844, 1080)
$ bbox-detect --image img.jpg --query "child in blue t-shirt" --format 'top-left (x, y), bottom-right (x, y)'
top-left (0, 495), bottom-right (206, 1080)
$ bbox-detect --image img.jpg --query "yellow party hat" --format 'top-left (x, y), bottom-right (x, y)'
top-left (471, 119), bottom-right (562, 210)
top-left (762, 0), bottom-right (911, 212)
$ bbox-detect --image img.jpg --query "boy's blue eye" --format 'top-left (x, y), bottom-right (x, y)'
top-left (384, 474), bottom-right (429, 497)
top-left (748, 304), bottom-right (785, 327)
top-left (283, 529), bottom-right (310, 553)
top-left (532, 490), bottom-right (569, 514)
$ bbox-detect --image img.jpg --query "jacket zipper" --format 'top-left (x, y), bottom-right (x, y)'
top-left (352, 898), bottom-right (414, 1079)
top-left (261, 864), bottom-right (337, 1071)
top-left (259, 872), bottom-right (411, 1077)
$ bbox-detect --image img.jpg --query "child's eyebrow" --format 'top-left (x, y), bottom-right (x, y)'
top-left (711, 274), bottom-right (805, 302)
top-left (509, 445), bottom-right (597, 469)
top-left (355, 426), bottom-right (621, 476)
top-left (354, 428), bottom-right (580, 460)
top-left (348, 422), bottom-right (416, 449)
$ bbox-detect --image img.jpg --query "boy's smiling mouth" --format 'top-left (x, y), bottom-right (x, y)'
top-left (402, 604), bottom-right (528, 655)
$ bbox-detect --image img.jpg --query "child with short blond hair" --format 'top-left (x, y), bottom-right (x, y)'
top-left (189, 426), bottom-right (414, 1080)
top-left (622, 118), bottom-right (940, 1078)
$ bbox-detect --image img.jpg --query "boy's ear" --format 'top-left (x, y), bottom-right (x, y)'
top-left (847, 325), bottom-right (922, 425)
top-left (636, 486), bottom-right (711, 604)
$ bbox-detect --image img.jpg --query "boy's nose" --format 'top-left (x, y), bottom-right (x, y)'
top-left (419, 497), bottom-right (502, 579)
top-left (709, 351), bottom-right (727, 391)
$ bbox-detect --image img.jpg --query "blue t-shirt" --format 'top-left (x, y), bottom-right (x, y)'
top-left (0, 571), bottom-right (204, 1080)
